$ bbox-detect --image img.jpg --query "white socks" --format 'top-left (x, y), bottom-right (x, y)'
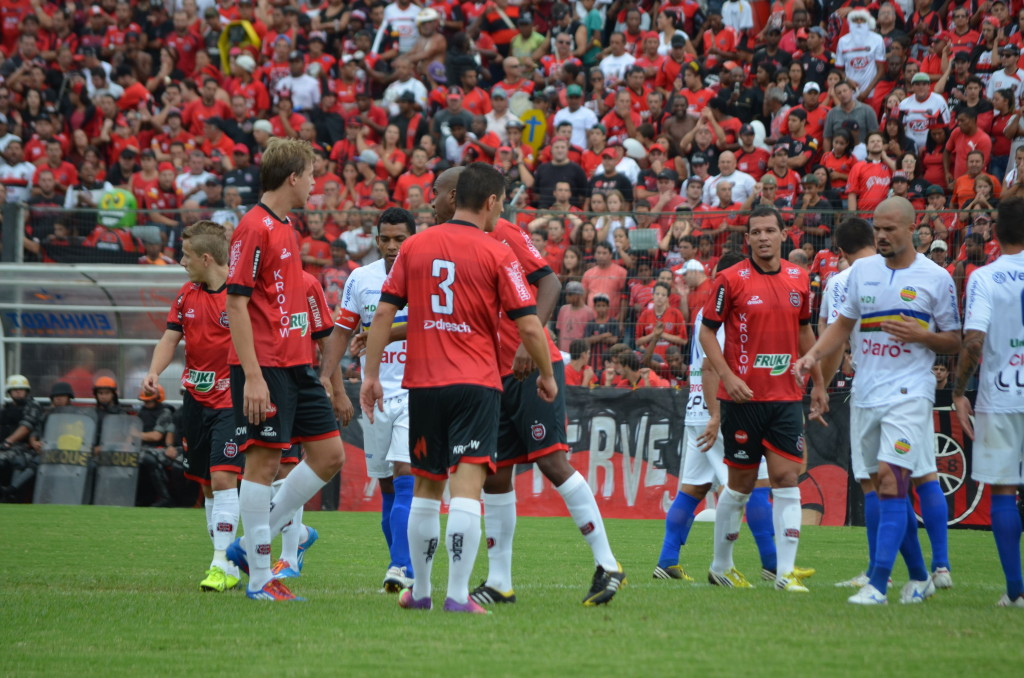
top-left (446, 497), bottom-right (482, 605)
top-left (408, 497), bottom-right (441, 600)
top-left (211, 488), bottom-right (239, 568)
top-left (239, 480), bottom-right (273, 590)
top-left (711, 486), bottom-right (750, 573)
top-left (772, 487), bottom-right (802, 577)
top-left (483, 491), bottom-right (517, 592)
top-left (558, 472), bottom-right (617, 571)
top-left (204, 497), bottom-right (214, 543)
top-left (269, 461), bottom-right (325, 536)
top-left (272, 479), bottom-right (304, 567)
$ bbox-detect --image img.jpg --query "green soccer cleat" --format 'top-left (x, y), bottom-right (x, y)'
top-left (200, 566), bottom-right (232, 592)
top-left (708, 567), bottom-right (752, 588)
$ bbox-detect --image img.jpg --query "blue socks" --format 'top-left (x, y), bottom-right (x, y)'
top-left (658, 491), bottom-right (700, 568)
top-left (747, 487), bottom-right (777, 572)
top-left (899, 498), bottom-right (930, 582)
top-left (869, 497), bottom-right (908, 594)
top-left (390, 475), bottom-right (414, 575)
top-left (916, 480), bottom-right (950, 571)
top-left (381, 487), bottom-right (395, 555)
top-left (991, 494), bottom-right (1024, 600)
top-left (863, 490), bottom-right (879, 577)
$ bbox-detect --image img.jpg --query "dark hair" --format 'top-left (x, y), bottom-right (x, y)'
top-left (594, 241), bottom-right (614, 254)
top-left (454, 162), bottom-right (506, 210)
top-left (569, 339), bottom-right (590, 360)
top-left (834, 217), bottom-right (874, 254)
top-left (997, 196), bottom-right (1024, 245)
top-left (747, 205), bottom-right (784, 232)
top-left (716, 251), bottom-right (745, 273)
top-left (653, 281), bottom-right (672, 296)
top-left (619, 352), bottom-right (640, 371)
top-left (377, 207), bottom-right (415, 234)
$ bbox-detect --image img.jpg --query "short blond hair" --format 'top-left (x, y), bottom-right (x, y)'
top-left (182, 220), bottom-right (228, 264)
top-left (260, 137), bottom-right (315, 192)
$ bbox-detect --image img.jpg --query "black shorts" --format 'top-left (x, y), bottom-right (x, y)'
top-left (497, 361), bottom-right (568, 467)
top-left (408, 385), bottom-right (500, 481)
top-left (180, 392), bottom-right (241, 484)
top-left (230, 364), bottom-right (339, 452)
top-left (281, 445), bottom-right (303, 465)
top-left (720, 400), bottom-right (805, 469)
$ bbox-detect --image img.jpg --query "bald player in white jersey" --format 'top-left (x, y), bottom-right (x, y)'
top-left (796, 197), bottom-right (961, 605)
top-left (952, 196), bottom-right (1024, 607)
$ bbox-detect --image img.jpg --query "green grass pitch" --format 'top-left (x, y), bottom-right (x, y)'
top-left (2, 505), bottom-right (1021, 677)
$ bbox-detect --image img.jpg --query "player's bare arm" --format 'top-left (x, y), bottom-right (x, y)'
top-left (316, 335), bottom-right (353, 426)
top-left (793, 314), bottom-right (857, 379)
top-left (514, 313), bottom-right (558, 402)
top-left (699, 323), bottom-right (752, 403)
top-left (697, 361), bottom-right (721, 452)
top-left (226, 293), bottom-right (270, 426)
top-left (143, 329), bottom-right (183, 394)
top-left (878, 315), bottom-right (961, 355)
top-left (360, 300), bottom-right (400, 422)
top-left (951, 329), bottom-right (985, 440)
top-left (799, 323), bottom-right (830, 425)
top-left (513, 271), bottom-right (561, 380)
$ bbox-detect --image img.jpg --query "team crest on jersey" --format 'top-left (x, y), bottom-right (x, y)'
top-left (900, 287), bottom-right (917, 302)
top-left (218, 311), bottom-right (230, 328)
top-left (224, 442), bottom-right (238, 458)
top-left (738, 268), bottom-right (751, 279)
top-left (531, 423), bottom-right (546, 441)
top-left (262, 216), bottom-right (274, 230)
top-left (894, 438), bottom-right (911, 454)
top-left (789, 291), bottom-right (800, 307)
top-left (993, 272), bottom-right (1006, 284)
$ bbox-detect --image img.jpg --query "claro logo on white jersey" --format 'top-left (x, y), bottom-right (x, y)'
top-left (424, 319), bottom-right (472, 333)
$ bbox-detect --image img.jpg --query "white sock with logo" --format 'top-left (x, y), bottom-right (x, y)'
top-left (211, 488), bottom-right (239, 569)
top-left (772, 487), bottom-right (802, 578)
top-left (204, 497), bottom-right (214, 544)
top-left (711, 487), bottom-right (750, 574)
top-left (482, 491), bottom-right (517, 592)
top-left (558, 472), bottom-right (618, 571)
top-left (268, 461), bottom-right (325, 536)
top-left (446, 497), bottom-right (483, 605)
top-left (408, 497), bottom-right (441, 600)
top-left (239, 480), bottom-right (273, 591)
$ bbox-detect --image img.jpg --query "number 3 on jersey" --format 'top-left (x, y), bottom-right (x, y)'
top-left (431, 259), bottom-right (455, 315)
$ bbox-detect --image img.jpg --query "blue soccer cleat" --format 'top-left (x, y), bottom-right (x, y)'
top-left (296, 526), bottom-right (318, 572)
top-left (226, 538), bottom-right (249, 577)
top-left (246, 578), bottom-right (305, 602)
top-left (272, 559), bottom-right (300, 579)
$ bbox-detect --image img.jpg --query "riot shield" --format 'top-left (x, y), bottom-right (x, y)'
top-left (33, 412), bottom-right (96, 505)
top-left (93, 414), bottom-right (143, 506)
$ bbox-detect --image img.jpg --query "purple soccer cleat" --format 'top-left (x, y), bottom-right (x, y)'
top-left (443, 597), bottom-right (491, 614)
top-left (398, 588), bottom-right (432, 610)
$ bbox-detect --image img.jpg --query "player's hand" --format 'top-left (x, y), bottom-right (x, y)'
top-left (536, 373), bottom-right (558, 402)
top-left (953, 394), bottom-right (975, 439)
top-left (164, 445), bottom-right (178, 460)
top-left (722, 373), bottom-right (753, 403)
top-left (512, 342), bottom-right (536, 380)
top-left (142, 372), bottom-right (161, 396)
top-left (809, 384), bottom-right (829, 426)
top-left (359, 378), bottom-right (384, 424)
top-left (792, 354), bottom-right (817, 382)
top-left (697, 416), bottom-right (719, 452)
top-left (334, 390), bottom-right (354, 426)
top-left (243, 375), bottom-right (271, 425)
top-left (880, 314), bottom-right (927, 344)
top-left (350, 331), bottom-right (368, 357)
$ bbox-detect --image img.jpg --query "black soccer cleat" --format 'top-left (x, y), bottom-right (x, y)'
top-left (583, 563), bottom-right (626, 606)
top-left (469, 582), bottom-right (517, 605)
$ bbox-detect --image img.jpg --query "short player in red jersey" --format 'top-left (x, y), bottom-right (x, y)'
top-left (360, 163), bottom-right (556, 613)
top-left (142, 220), bottom-right (241, 592)
top-left (224, 138), bottom-right (344, 601)
top-left (699, 205), bottom-right (827, 591)
top-left (431, 168), bottom-right (623, 607)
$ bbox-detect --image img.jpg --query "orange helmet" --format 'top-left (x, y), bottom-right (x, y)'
top-left (93, 376), bottom-right (118, 391)
top-left (138, 385), bottom-right (165, 402)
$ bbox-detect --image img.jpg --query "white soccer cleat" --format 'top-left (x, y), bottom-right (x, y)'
top-left (834, 572), bottom-right (870, 588)
top-left (997, 593), bottom-right (1024, 607)
top-left (900, 578), bottom-right (936, 604)
top-left (931, 567), bottom-right (953, 589)
top-left (848, 584), bottom-right (888, 605)
top-left (382, 566), bottom-right (414, 593)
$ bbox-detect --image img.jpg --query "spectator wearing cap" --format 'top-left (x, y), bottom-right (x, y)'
top-left (822, 80), bottom-right (879, 154)
top-left (795, 27), bottom-right (833, 89)
top-left (510, 11), bottom-right (545, 64)
top-left (484, 88), bottom-right (521, 145)
top-left (919, 184), bottom-right (953, 239)
top-left (228, 54), bottom-right (271, 118)
top-left (927, 238), bottom-right (949, 266)
top-left (648, 168), bottom-right (686, 231)
top-left (599, 32), bottom-right (638, 86)
top-left (633, 30), bottom-right (666, 83)
top-left (220, 143), bottom-right (258, 204)
top-left (835, 9), bottom-right (886, 100)
top-left (388, 90), bottom-right (432, 151)
top-left (889, 169), bottom-right (915, 204)
top-left (735, 124), bottom-right (769, 180)
top-left (588, 148), bottom-right (635, 207)
top-left (988, 43), bottom-right (1024, 101)
top-left (897, 72), bottom-right (952, 152)
top-left (751, 23), bottom-right (792, 78)
top-left (702, 150), bottom-right (756, 207)
top-left (553, 84), bottom-right (600, 149)
top-left (556, 280), bottom-right (597, 352)
top-left (404, 7), bottom-right (447, 73)
top-left (783, 81), bottom-right (828, 142)
top-left (382, 58), bottom-right (429, 116)
top-left (182, 78), bottom-right (232, 137)
top-left (763, 143), bottom-right (803, 205)
top-left (104, 143), bottom-right (140, 188)
top-left (775, 108), bottom-right (820, 170)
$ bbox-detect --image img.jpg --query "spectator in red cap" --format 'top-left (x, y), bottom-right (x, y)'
top-left (588, 148), bottom-right (634, 207)
top-left (222, 144), bottom-right (260, 204)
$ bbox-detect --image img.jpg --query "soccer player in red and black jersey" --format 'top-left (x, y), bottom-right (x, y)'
top-left (360, 163), bottom-right (556, 614)
top-left (431, 167), bottom-right (623, 608)
top-left (699, 205), bottom-right (828, 593)
top-left (223, 138), bottom-right (344, 602)
top-left (143, 220), bottom-right (241, 593)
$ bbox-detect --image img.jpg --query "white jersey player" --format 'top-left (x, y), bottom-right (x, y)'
top-left (952, 197), bottom-right (1024, 607)
top-left (796, 197), bottom-right (961, 605)
top-left (319, 208), bottom-right (416, 593)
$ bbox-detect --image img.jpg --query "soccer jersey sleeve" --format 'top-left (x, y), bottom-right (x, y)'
top-left (335, 269), bottom-right (362, 332)
top-left (838, 264), bottom-right (861, 321)
top-left (932, 268), bottom-right (962, 332)
top-left (505, 221), bottom-right (554, 284)
top-left (226, 222), bottom-right (268, 297)
top-left (821, 275), bottom-right (840, 326)
top-left (963, 271), bottom-right (992, 333)
top-left (495, 250), bottom-right (537, 320)
top-left (304, 272), bottom-right (335, 340)
top-left (700, 275), bottom-right (732, 330)
top-left (166, 283), bottom-right (189, 332)
top-left (380, 249), bottom-right (409, 308)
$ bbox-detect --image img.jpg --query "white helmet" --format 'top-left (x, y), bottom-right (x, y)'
top-left (5, 374), bottom-right (30, 392)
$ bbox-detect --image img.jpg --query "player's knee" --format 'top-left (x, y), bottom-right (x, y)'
top-left (483, 467), bottom-right (514, 494)
top-left (536, 452), bottom-right (573, 486)
top-left (769, 470), bottom-right (799, 489)
top-left (877, 464), bottom-right (911, 499)
top-left (680, 483), bottom-right (711, 500)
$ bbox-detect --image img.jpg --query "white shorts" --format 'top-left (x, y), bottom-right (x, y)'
top-left (850, 399), bottom-right (937, 478)
top-left (971, 411), bottom-right (1024, 486)
top-left (680, 424), bottom-right (767, 487)
top-left (363, 393), bottom-right (410, 479)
